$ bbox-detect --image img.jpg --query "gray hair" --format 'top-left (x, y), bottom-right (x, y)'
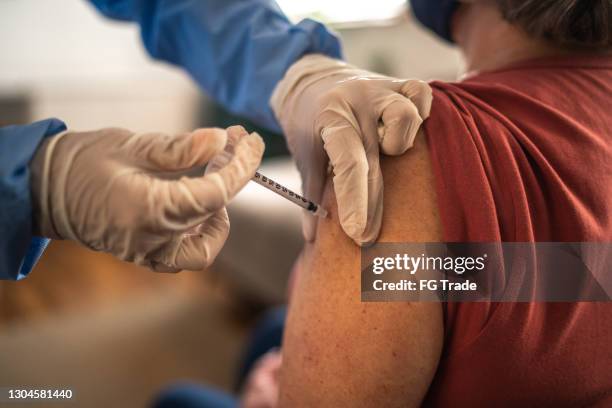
top-left (496, 0), bottom-right (612, 49)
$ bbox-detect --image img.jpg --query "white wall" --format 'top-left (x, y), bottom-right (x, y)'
top-left (0, 0), bottom-right (200, 133)
top-left (339, 14), bottom-right (462, 80)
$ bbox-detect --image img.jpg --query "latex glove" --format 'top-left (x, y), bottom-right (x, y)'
top-left (271, 54), bottom-right (432, 245)
top-left (241, 350), bottom-right (282, 408)
top-left (29, 127), bottom-right (264, 272)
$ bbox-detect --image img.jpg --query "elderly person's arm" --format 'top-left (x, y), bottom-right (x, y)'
top-left (279, 131), bottom-right (444, 407)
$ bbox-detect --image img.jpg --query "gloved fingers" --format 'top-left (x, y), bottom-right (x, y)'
top-left (298, 146), bottom-right (329, 243)
top-left (206, 126), bottom-right (249, 174)
top-left (302, 210), bottom-right (319, 243)
top-left (174, 209), bottom-right (230, 271)
top-left (138, 233), bottom-right (183, 273)
top-left (358, 172), bottom-right (384, 246)
top-left (358, 129), bottom-right (385, 246)
top-left (378, 94), bottom-right (424, 155)
top-left (400, 80), bottom-right (433, 120)
top-left (156, 132), bottom-right (264, 228)
top-left (194, 131), bottom-right (264, 211)
top-left (134, 128), bottom-right (228, 172)
top-left (321, 121), bottom-right (371, 244)
top-left (322, 110), bottom-right (385, 245)
top-left (378, 80), bottom-right (432, 156)
top-left (149, 262), bottom-right (182, 274)
top-left (151, 209), bottom-right (229, 272)
top-left (147, 241), bottom-right (183, 273)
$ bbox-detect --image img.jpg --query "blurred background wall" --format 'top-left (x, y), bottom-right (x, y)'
top-left (0, 1), bottom-right (461, 407)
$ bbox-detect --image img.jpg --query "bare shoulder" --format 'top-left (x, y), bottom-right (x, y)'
top-left (378, 128), bottom-right (443, 241)
top-left (279, 130), bottom-right (444, 407)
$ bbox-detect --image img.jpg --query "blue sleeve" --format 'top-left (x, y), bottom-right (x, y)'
top-left (0, 119), bottom-right (66, 280)
top-left (88, 0), bottom-right (342, 133)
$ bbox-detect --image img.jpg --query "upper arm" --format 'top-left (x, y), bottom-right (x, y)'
top-left (279, 131), bottom-right (445, 407)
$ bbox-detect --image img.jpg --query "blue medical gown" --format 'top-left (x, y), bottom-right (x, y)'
top-left (0, 119), bottom-right (66, 280)
top-left (0, 0), bottom-right (341, 280)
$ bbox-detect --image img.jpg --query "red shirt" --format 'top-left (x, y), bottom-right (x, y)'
top-left (422, 55), bottom-right (612, 407)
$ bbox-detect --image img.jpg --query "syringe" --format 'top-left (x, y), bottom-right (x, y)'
top-left (251, 171), bottom-right (328, 218)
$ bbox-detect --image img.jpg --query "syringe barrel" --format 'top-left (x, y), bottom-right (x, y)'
top-left (252, 171), bottom-right (319, 213)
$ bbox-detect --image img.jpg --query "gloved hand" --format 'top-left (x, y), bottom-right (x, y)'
top-left (271, 54), bottom-right (432, 245)
top-left (29, 126), bottom-right (264, 272)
